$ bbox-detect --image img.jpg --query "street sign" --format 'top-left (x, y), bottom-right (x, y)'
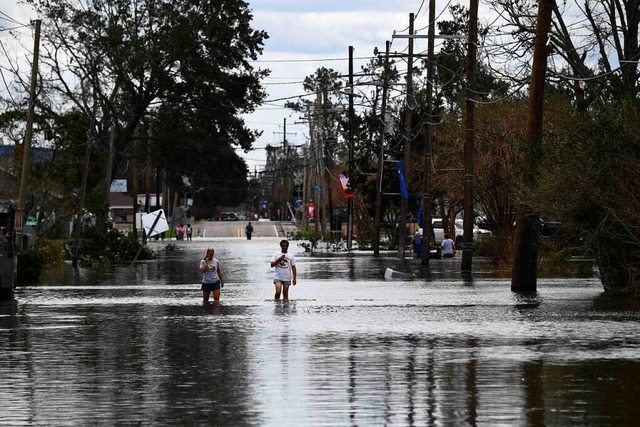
top-left (110, 179), bottom-right (127, 193)
top-left (141, 209), bottom-right (169, 237)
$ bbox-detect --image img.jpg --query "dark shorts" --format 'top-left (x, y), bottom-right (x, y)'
top-left (201, 281), bottom-right (221, 292)
top-left (443, 253), bottom-right (454, 258)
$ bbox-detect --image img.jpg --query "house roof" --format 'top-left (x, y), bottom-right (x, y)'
top-left (109, 192), bottom-right (134, 209)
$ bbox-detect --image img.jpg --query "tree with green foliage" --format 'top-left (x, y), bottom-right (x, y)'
top-left (1, 0), bottom-right (270, 262)
top-left (12, 0), bottom-right (269, 217)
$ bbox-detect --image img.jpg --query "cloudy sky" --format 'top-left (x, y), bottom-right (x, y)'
top-left (1, 1), bottom-right (460, 170)
top-left (243, 1), bottom-right (432, 172)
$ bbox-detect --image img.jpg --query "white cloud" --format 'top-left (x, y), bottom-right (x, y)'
top-left (254, 11), bottom-right (409, 55)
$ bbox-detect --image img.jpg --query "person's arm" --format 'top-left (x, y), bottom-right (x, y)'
top-left (217, 264), bottom-right (224, 287)
top-left (270, 253), bottom-right (285, 268)
top-left (199, 260), bottom-right (207, 273)
top-left (292, 265), bottom-right (297, 285)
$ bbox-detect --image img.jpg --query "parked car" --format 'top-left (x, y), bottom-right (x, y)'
top-left (456, 219), bottom-right (493, 243)
top-left (423, 218), bottom-right (492, 249)
top-left (217, 212), bottom-right (239, 221)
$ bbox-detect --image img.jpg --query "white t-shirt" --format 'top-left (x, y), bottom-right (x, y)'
top-left (271, 251), bottom-right (296, 281)
top-left (441, 238), bottom-right (456, 255)
top-left (200, 258), bottom-right (221, 283)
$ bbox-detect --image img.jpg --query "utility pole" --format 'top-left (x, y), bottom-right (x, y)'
top-left (511, 0), bottom-right (555, 292)
top-left (15, 19), bottom-right (41, 252)
top-left (72, 102), bottom-right (97, 268)
top-left (297, 104), bottom-right (315, 229)
top-left (461, 0), bottom-right (478, 278)
top-left (145, 127), bottom-right (152, 213)
top-left (397, 13), bottom-right (415, 258)
top-left (347, 46), bottom-right (355, 250)
top-left (274, 118), bottom-right (296, 221)
top-left (373, 41), bottom-right (390, 256)
top-left (391, 14), bottom-right (466, 262)
top-left (421, 0), bottom-right (436, 266)
top-left (315, 91), bottom-right (327, 237)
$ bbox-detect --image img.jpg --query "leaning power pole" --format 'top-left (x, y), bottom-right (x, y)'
top-left (15, 19), bottom-right (41, 252)
top-left (461, 0), bottom-right (479, 278)
top-left (511, 0), bottom-right (555, 292)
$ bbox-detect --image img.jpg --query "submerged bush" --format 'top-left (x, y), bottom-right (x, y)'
top-left (17, 248), bottom-right (44, 284)
top-left (288, 227), bottom-right (322, 252)
top-left (76, 224), bottom-right (155, 267)
top-left (34, 238), bottom-right (66, 266)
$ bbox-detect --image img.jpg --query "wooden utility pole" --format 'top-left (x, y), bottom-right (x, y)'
top-left (511, 0), bottom-right (555, 292)
top-left (145, 127), bottom-right (152, 213)
top-left (274, 118), bottom-right (296, 221)
top-left (347, 46), bottom-right (355, 250)
top-left (72, 102), bottom-right (97, 267)
top-left (421, 0), bottom-right (436, 266)
top-left (397, 13), bottom-right (415, 258)
top-left (316, 91), bottom-right (327, 237)
top-left (373, 41), bottom-right (390, 256)
top-left (105, 125), bottom-right (117, 202)
top-left (461, 0), bottom-right (479, 278)
top-left (15, 19), bottom-right (41, 251)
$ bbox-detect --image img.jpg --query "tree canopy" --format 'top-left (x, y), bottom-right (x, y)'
top-left (7, 0), bottom-right (270, 222)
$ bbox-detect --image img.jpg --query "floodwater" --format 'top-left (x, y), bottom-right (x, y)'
top-left (2, 237), bottom-right (640, 426)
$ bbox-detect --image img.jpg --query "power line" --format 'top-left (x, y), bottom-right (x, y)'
top-left (251, 56), bottom-right (375, 63)
top-left (0, 11), bottom-right (27, 27)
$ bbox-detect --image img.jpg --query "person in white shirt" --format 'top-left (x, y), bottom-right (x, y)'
top-left (270, 239), bottom-right (297, 300)
top-left (199, 247), bottom-right (224, 305)
top-left (441, 234), bottom-right (456, 258)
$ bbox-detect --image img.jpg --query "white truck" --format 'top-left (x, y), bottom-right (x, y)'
top-left (431, 218), bottom-right (462, 247)
top-left (422, 218), bottom-right (491, 250)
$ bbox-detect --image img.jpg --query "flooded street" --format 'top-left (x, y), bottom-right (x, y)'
top-left (2, 237), bottom-right (640, 425)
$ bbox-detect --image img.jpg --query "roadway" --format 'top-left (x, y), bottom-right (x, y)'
top-left (196, 220), bottom-right (299, 239)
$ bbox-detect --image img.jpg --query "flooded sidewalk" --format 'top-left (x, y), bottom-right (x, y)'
top-left (1, 237), bottom-right (640, 425)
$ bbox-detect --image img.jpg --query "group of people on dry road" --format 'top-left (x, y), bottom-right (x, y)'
top-left (175, 224), bottom-right (193, 241)
top-left (198, 239), bottom-right (297, 305)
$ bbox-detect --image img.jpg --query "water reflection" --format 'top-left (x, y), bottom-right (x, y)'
top-left (1, 238), bottom-right (639, 424)
top-left (274, 300), bottom-right (297, 316)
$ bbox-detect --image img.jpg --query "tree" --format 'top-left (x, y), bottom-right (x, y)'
top-left (15, 0), bottom-right (268, 216)
top-left (487, 0), bottom-right (640, 292)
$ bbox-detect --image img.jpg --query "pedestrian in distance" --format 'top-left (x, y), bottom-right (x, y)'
top-left (176, 224), bottom-right (185, 240)
top-left (186, 223), bottom-right (193, 241)
top-left (199, 246), bottom-right (224, 305)
top-left (441, 234), bottom-right (456, 258)
top-left (245, 222), bottom-right (254, 240)
top-left (270, 239), bottom-right (297, 300)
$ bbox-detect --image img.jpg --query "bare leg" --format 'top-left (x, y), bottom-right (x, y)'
top-left (213, 289), bottom-right (221, 302)
top-left (282, 284), bottom-right (290, 300)
top-left (274, 282), bottom-right (282, 300)
top-left (202, 291), bottom-right (210, 305)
